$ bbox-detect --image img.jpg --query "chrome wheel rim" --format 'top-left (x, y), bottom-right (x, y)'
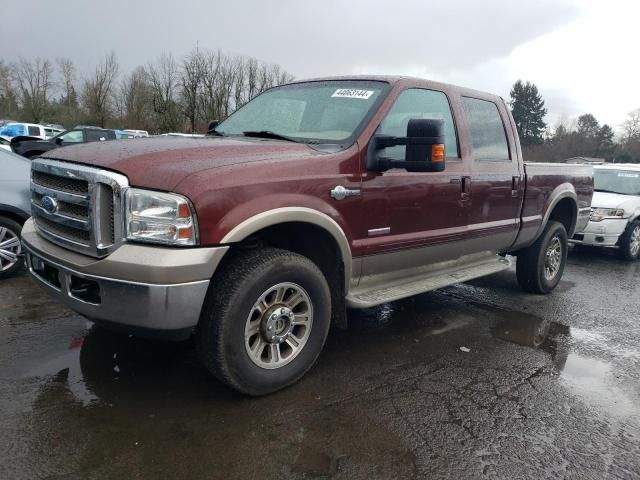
top-left (630, 225), bottom-right (640, 257)
top-left (544, 236), bottom-right (562, 281)
top-left (0, 226), bottom-right (21, 272)
top-left (244, 282), bottom-right (313, 369)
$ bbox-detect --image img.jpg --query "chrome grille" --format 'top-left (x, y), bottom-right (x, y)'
top-left (31, 159), bottom-right (129, 258)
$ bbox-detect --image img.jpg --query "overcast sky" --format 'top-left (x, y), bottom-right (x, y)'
top-left (3, 0), bottom-right (638, 131)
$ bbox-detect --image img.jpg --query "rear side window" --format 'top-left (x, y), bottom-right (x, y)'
top-left (461, 97), bottom-right (510, 161)
top-left (378, 89), bottom-right (459, 159)
top-left (28, 125), bottom-right (41, 136)
top-left (86, 130), bottom-right (108, 142)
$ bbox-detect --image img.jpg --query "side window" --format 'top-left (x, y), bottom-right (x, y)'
top-left (60, 130), bottom-right (84, 143)
top-left (461, 97), bottom-right (510, 161)
top-left (28, 125), bottom-right (41, 136)
top-left (86, 130), bottom-right (108, 142)
top-left (378, 89), bottom-right (458, 160)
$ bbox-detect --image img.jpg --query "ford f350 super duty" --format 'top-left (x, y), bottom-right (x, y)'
top-left (21, 76), bottom-right (593, 395)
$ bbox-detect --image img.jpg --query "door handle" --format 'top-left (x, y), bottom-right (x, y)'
top-left (511, 176), bottom-right (521, 197)
top-left (461, 176), bottom-right (471, 200)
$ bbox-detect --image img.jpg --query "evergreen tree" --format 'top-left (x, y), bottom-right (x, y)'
top-left (509, 80), bottom-right (547, 145)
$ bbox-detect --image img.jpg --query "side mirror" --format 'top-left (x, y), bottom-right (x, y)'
top-left (54, 137), bottom-right (63, 145)
top-left (368, 118), bottom-right (446, 172)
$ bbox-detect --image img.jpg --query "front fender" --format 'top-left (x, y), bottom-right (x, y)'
top-left (217, 196), bottom-right (353, 290)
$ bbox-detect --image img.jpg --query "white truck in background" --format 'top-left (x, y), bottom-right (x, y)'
top-left (570, 164), bottom-right (640, 260)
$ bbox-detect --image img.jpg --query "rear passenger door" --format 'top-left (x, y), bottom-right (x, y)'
top-left (460, 96), bottom-right (523, 251)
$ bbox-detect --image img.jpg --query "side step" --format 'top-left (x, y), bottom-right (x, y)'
top-left (346, 254), bottom-right (512, 308)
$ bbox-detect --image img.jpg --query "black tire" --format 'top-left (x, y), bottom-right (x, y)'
top-left (618, 220), bottom-right (640, 261)
top-left (0, 216), bottom-right (24, 279)
top-left (196, 248), bottom-right (331, 396)
top-left (516, 221), bottom-right (568, 294)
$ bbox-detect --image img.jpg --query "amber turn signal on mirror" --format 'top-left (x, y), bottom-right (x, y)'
top-left (431, 144), bottom-right (445, 163)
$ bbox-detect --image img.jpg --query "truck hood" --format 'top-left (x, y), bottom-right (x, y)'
top-left (592, 191), bottom-right (640, 214)
top-left (43, 136), bottom-right (322, 191)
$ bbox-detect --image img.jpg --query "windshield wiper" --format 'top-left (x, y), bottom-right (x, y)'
top-left (594, 188), bottom-right (624, 194)
top-left (242, 130), bottom-right (299, 143)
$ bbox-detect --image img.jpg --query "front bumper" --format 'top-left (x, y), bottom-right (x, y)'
top-left (570, 218), bottom-right (628, 247)
top-left (21, 218), bottom-right (228, 339)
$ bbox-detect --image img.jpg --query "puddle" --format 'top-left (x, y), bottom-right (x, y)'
top-left (560, 354), bottom-right (639, 418)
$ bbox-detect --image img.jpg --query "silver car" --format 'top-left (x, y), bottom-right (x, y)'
top-left (0, 149), bottom-right (30, 278)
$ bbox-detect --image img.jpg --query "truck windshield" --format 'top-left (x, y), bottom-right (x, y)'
top-left (215, 81), bottom-right (387, 144)
top-left (594, 169), bottom-right (640, 195)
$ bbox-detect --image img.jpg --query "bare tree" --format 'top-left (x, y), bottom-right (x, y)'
top-left (0, 60), bottom-right (19, 119)
top-left (81, 52), bottom-right (119, 127)
top-left (118, 66), bottom-right (153, 130)
top-left (621, 109), bottom-right (640, 142)
top-left (180, 49), bottom-right (206, 133)
top-left (148, 53), bottom-right (181, 132)
top-left (13, 57), bottom-right (54, 123)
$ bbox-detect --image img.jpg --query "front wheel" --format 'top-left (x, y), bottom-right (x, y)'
top-left (196, 248), bottom-right (331, 395)
top-left (0, 216), bottom-right (24, 279)
top-left (516, 221), bottom-right (568, 294)
top-left (619, 220), bottom-right (640, 261)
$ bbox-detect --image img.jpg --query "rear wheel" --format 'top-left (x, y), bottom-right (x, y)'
top-left (196, 248), bottom-right (331, 395)
top-left (0, 216), bottom-right (24, 279)
top-left (516, 221), bottom-right (568, 294)
top-left (619, 220), bottom-right (640, 261)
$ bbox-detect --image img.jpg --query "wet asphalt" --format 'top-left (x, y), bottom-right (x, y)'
top-left (0, 246), bottom-right (639, 480)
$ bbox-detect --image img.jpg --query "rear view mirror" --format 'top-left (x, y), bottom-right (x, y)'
top-left (368, 118), bottom-right (446, 172)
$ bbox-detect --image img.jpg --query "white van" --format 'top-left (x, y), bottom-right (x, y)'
top-left (570, 164), bottom-right (640, 260)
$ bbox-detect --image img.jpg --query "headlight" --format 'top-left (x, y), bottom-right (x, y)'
top-left (590, 208), bottom-right (625, 222)
top-left (125, 188), bottom-right (198, 246)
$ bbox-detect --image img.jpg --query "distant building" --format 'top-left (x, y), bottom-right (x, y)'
top-left (565, 156), bottom-right (606, 165)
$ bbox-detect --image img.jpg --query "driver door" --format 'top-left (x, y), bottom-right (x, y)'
top-left (358, 87), bottom-right (470, 279)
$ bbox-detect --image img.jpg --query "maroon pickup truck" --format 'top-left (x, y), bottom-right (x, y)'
top-left (22, 76), bottom-right (593, 395)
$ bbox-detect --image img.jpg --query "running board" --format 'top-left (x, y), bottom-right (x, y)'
top-left (346, 255), bottom-right (512, 308)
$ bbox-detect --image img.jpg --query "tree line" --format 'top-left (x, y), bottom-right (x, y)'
top-left (0, 49), bottom-right (295, 134)
top-left (509, 80), bottom-right (640, 163)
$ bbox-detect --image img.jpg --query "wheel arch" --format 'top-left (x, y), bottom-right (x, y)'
top-left (221, 207), bottom-right (352, 292)
top-left (539, 186), bottom-right (578, 239)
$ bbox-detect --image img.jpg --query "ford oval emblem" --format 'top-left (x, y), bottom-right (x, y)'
top-left (41, 195), bottom-right (58, 214)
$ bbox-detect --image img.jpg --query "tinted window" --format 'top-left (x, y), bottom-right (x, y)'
top-left (86, 130), bottom-right (108, 142)
top-left (377, 89), bottom-right (458, 160)
top-left (461, 97), bottom-right (510, 161)
top-left (28, 126), bottom-right (41, 136)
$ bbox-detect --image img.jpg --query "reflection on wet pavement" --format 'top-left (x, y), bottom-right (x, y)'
top-left (1, 251), bottom-right (640, 479)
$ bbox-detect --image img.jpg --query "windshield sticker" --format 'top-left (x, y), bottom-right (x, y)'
top-left (618, 172), bottom-right (639, 178)
top-left (331, 89), bottom-right (375, 100)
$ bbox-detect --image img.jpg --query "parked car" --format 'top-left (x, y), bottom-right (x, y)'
top-left (122, 129), bottom-right (149, 138)
top-left (11, 127), bottom-right (117, 159)
top-left (0, 149), bottom-right (30, 278)
top-left (570, 164), bottom-right (640, 259)
top-left (0, 122), bottom-right (47, 140)
top-left (21, 76), bottom-right (593, 394)
top-left (43, 125), bottom-right (65, 139)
